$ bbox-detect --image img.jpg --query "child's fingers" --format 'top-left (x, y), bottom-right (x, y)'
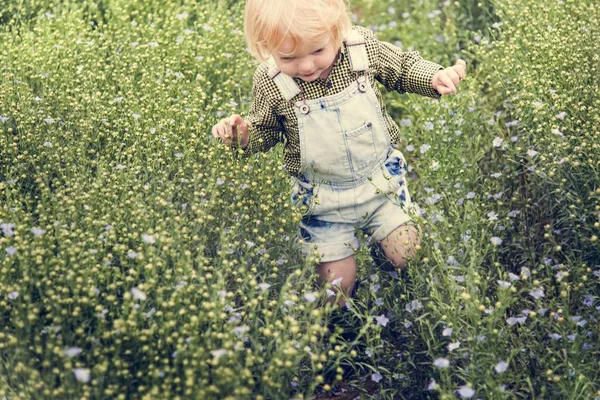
top-left (229, 114), bottom-right (244, 128)
top-left (438, 74), bottom-right (457, 94)
top-left (454, 60), bottom-right (467, 79)
top-left (450, 69), bottom-right (462, 86)
top-left (212, 120), bottom-right (232, 143)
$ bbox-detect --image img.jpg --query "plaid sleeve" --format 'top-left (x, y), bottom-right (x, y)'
top-left (243, 67), bottom-right (283, 154)
top-left (368, 31), bottom-right (443, 99)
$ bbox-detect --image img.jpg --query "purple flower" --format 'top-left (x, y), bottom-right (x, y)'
top-left (371, 372), bottom-right (383, 383)
top-left (506, 316), bottom-right (527, 326)
top-left (549, 333), bottom-right (562, 340)
top-left (375, 314), bottom-right (389, 327)
top-left (405, 300), bottom-right (423, 313)
top-left (583, 295), bottom-right (594, 307)
top-left (529, 289), bottom-right (545, 300)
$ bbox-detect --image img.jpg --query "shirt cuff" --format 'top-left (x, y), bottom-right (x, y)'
top-left (406, 60), bottom-right (444, 99)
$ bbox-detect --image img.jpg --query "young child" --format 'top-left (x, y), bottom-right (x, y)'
top-left (212, 0), bottom-right (466, 305)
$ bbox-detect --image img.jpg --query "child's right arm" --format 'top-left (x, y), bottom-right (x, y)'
top-left (212, 66), bottom-right (284, 153)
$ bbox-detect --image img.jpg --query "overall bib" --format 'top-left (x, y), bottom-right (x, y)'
top-left (269, 31), bottom-right (418, 262)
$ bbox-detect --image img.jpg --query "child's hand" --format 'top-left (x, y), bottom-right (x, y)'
top-left (211, 114), bottom-right (250, 149)
top-left (432, 59), bottom-right (467, 96)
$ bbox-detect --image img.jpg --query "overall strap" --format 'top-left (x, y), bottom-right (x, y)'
top-left (344, 30), bottom-right (369, 72)
top-left (267, 63), bottom-right (301, 101)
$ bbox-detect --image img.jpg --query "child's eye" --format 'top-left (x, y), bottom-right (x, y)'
top-left (313, 48), bottom-right (324, 54)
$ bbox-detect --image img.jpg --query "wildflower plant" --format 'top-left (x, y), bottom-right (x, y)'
top-left (1, 0), bottom-right (599, 399)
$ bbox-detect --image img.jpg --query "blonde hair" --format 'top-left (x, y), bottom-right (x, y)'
top-left (244, 0), bottom-right (352, 62)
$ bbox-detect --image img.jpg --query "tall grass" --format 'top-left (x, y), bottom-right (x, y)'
top-left (0, 0), bottom-right (598, 399)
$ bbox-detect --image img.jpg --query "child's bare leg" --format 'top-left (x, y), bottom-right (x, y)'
top-left (379, 224), bottom-right (421, 269)
top-left (316, 255), bottom-right (357, 307)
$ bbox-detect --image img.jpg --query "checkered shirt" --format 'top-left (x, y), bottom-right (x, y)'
top-left (243, 25), bottom-right (443, 176)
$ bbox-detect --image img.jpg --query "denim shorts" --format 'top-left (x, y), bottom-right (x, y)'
top-left (292, 149), bottom-right (419, 262)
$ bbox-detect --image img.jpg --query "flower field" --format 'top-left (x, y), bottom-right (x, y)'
top-left (0, 0), bottom-right (598, 399)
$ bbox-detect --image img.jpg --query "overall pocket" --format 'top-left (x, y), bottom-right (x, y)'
top-left (345, 121), bottom-right (378, 176)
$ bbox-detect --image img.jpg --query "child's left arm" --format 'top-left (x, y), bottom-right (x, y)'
top-left (431, 60), bottom-right (467, 96)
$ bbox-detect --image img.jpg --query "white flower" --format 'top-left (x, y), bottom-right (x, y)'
top-left (508, 272), bottom-right (520, 281)
top-left (43, 117), bottom-right (55, 124)
top-left (423, 122), bottom-right (434, 131)
top-left (492, 137), bottom-right (504, 147)
top-left (211, 349), bottom-right (228, 359)
top-left (497, 280), bottom-right (511, 289)
top-left (176, 13), bottom-right (188, 19)
top-left (0, 116), bottom-right (8, 123)
top-left (131, 287), bottom-right (147, 301)
top-left (420, 144), bottom-right (431, 154)
top-left (73, 368), bottom-right (91, 383)
top-left (142, 234), bottom-right (155, 244)
top-left (331, 277), bottom-right (343, 287)
top-left (258, 282), bottom-right (271, 291)
top-left (430, 161), bottom-right (440, 171)
top-left (233, 326), bottom-right (250, 337)
top-left (490, 237), bottom-right (503, 246)
top-left (303, 292), bottom-right (317, 303)
top-left (5, 247), bottom-right (17, 256)
top-left (433, 358), bottom-right (450, 368)
top-left (527, 149), bottom-right (538, 157)
top-left (7, 291), bottom-right (19, 300)
top-left (457, 386), bottom-right (475, 398)
top-left (0, 222), bottom-right (15, 237)
top-left (64, 347), bottom-right (82, 357)
top-left (442, 327), bottom-right (453, 336)
top-left (487, 211), bottom-right (498, 221)
top-left (495, 360), bottom-right (508, 373)
top-left (448, 341), bottom-right (461, 351)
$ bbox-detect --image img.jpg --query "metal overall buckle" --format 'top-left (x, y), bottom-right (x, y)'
top-left (295, 89), bottom-right (310, 115)
top-left (356, 72), bottom-right (368, 93)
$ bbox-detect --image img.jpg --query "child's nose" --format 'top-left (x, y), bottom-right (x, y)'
top-left (299, 58), bottom-right (315, 73)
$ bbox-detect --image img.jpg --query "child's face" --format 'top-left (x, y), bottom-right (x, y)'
top-left (273, 35), bottom-right (339, 82)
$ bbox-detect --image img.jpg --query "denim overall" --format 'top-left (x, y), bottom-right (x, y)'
top-left (269, 31), bottom-right (417, 262)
